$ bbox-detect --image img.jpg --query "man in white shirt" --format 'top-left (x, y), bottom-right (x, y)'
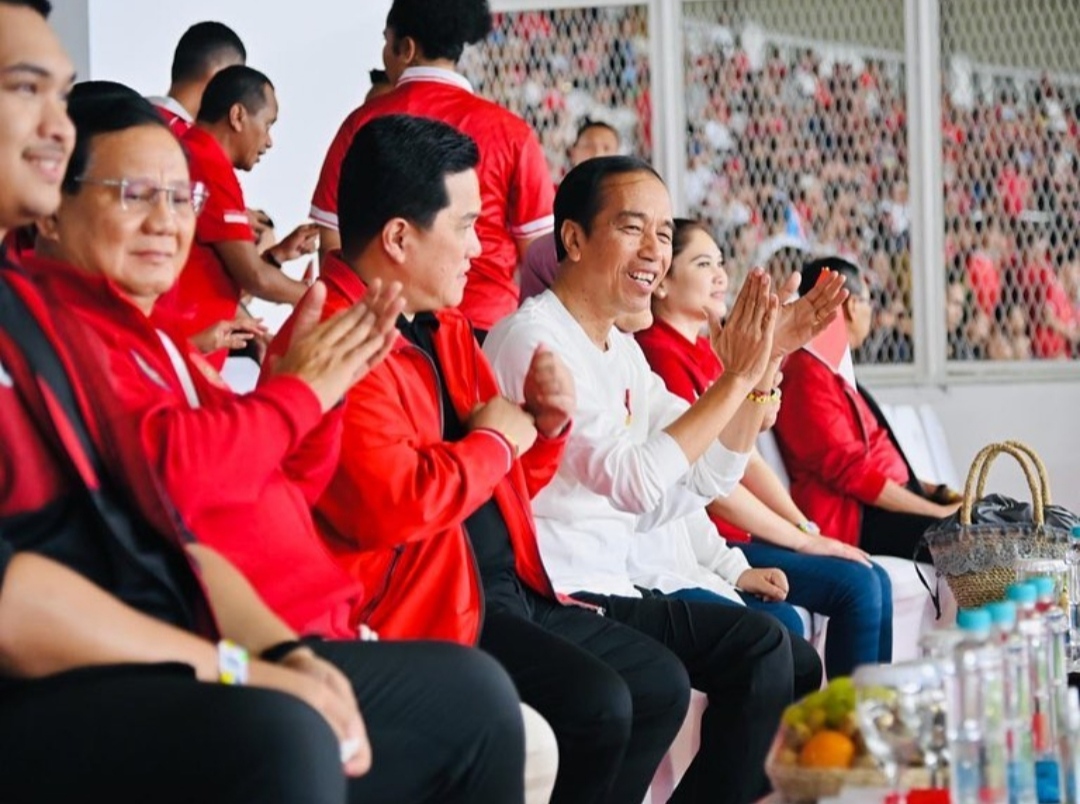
top-left (485, 154), bottom-right (847, 804)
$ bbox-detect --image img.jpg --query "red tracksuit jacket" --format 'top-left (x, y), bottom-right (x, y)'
top-left (29, 256), bottom-right (361, 638)
top-left (273, 253), bottom-right (567, 644)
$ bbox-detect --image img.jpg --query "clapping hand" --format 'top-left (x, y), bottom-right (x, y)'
top-left (711, 268), bottom-right (779, 387)
top-left (522, 344), bottom-right (575, 438)
top-left (772, 269), bottom-right (848, 356)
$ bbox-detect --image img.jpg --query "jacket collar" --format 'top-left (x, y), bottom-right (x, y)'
top-left (23, 253), bottom-right (139, 316)
top-left (147, 95), bottom-right (193, 123)
top-left (398, 66), bottom-right (473, 93)
top-left (320, 250), bottom-right (454, 355)
top-left (318, 250), bottom-right (370, 305)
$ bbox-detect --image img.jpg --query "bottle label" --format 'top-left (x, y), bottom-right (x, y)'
top-left (1036, 759), bottom-right (1062, 804)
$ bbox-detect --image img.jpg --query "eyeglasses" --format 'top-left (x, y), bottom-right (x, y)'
top-left (75, 177), bottom-right (209, 216)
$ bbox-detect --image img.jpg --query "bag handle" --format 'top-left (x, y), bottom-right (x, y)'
top-left (961, 442), bottom-right (1044, 526)
top-left (973, 442), bottom-right (1048, 514)
top-left (999, 440), bottom-right (1053, 506)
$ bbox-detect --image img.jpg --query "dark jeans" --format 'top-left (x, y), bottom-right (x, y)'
top-left (741, 542), bottom-right (894, 677)
top-left (668, 584), bottom-right (808, 637)
top-left (573, 590), bottom-right (821, 804)
top-left (481, 597), bottom-right (690, 804)
top-left (0, 641), bottom-right (524, 804)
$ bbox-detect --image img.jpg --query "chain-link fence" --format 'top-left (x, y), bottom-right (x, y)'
top-left (941, 0), bottom-right (1080, 362)
top-left (462, 6), bottom-right (652, 185)
top-left (682, 0), bottom-right (913, 365)
top-left (470, 1), bottom-right (1080, 369)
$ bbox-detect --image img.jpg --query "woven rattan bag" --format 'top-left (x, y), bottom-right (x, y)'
top-left (923, 441), bottom-right (1080, 609)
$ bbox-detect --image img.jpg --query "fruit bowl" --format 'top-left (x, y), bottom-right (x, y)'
top-left (765, 677), bottom-right (931, 802)
top-left (765, 727), bottom-right (930, 803)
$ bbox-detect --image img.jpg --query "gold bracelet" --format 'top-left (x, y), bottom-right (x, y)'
top-left (746, 388), bottom-right (781, 404)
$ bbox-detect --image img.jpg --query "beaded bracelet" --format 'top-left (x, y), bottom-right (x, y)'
top-left (746, 388), bottom-right (781, 404)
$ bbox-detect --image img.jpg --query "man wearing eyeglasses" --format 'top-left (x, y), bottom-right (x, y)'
top-left (164, 64), bottom-right (317, 368)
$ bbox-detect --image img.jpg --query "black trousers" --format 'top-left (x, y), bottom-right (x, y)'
top-left (574, 591), bottom-right (822, 804)
top-left (859, 474), bottom-right (941, 563)
top-left (860, 506), bottom-right (937, 563)
top-left (0, 640), bottom-right (524, 804)
top-left (481, 596), bottom-right (691, 804)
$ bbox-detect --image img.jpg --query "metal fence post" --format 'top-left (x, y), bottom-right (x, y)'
top-left (905, 0), bottom-right (946, 385)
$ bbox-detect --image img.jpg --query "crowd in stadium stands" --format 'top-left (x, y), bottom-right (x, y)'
top-left (462, 8), bottom-right (653, 182)
top-left (466, 8), bottom-right (1080, 363)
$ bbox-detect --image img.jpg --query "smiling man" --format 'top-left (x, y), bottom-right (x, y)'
top-left (280, 114), bottom-right (707, 804)
top-left (485, 155), bottom-right (848, 804)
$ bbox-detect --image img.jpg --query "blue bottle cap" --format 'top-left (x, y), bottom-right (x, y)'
top-left (1071, 526), bottom-right (1080, 540)
top-left (1032, 576), bottom-right (1057, 599)
top-left (957, 608), bottom-right (993, 633)
top-left (986, 600), bottom-right (1018, 629)
top-left (1006, 582), bottom-right (1038, 605)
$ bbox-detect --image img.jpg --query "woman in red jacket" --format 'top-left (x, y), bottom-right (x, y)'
top-left (773, 256), bottom-right (961, 561)
top-left (636, 219), bottom-right (893, 676)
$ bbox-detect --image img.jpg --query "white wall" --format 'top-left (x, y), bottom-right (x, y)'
top-left (85, 0), bottom-right (392, 326)
top-left (873, 380), bottom-right (1080, 515)
top-left (50, 0), bottom-right (90, 79)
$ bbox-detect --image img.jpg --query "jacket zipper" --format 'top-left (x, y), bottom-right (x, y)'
top-left (460, 522), bottom-right (486, 641)
top-left (356, 543), bottom-right (404, 625)
top-left (356, 343), bottom-right (442, 628)
top-left (408, 340), bottom-right (487, 640)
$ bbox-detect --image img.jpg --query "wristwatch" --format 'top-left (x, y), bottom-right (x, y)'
top-left (795, 520), bottom-right (821, 535)
top-left (217, 639), bottom-right (250, 685)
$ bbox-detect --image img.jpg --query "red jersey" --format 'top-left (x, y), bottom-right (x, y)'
top-left (1021, 260), bottom-right (1076, 359)
top-left (635, 318), bottom-right (752, 543)
top-left (966, 250), bottom-right (1002, 317)
top-left (311, 66), bottom-right (555, 331)
top-left (163, 125), bottom-right (254, 368)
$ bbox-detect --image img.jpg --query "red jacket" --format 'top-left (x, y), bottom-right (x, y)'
top-left (274, 253), bottom-right (566, 644)
top-left (0, 256), bottom-right (218, 638)
top-left (29, 256), bottom-right (361, 638)
top-left (772, 349), bottom-right (909, 545)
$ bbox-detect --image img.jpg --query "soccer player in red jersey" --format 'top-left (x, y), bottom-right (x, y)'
top-left (311, 0), bottom-right (555, 336)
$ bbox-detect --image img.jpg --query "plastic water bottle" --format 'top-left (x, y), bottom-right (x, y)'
top-left (1068, 527), bottom-right (1080, 672)
top-left (1010, 582), bottom-right (1064, 803)
top-left (920, 628), bottom-right (964, 661)
top-left (988, 600), bottom-right (1039, 804)
top-left (950, 608), bottom-right (1009, 804)
top-left (1062, 688), bottom-right (1080, 804)
top-left (1033, 577), bottom-right (1072, 734)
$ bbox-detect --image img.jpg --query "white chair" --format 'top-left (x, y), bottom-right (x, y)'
top-left (917, 404), bottom-right (961, 489)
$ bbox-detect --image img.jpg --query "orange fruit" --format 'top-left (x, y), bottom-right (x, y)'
top-left (798, 729), bottom-right (856, 769)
